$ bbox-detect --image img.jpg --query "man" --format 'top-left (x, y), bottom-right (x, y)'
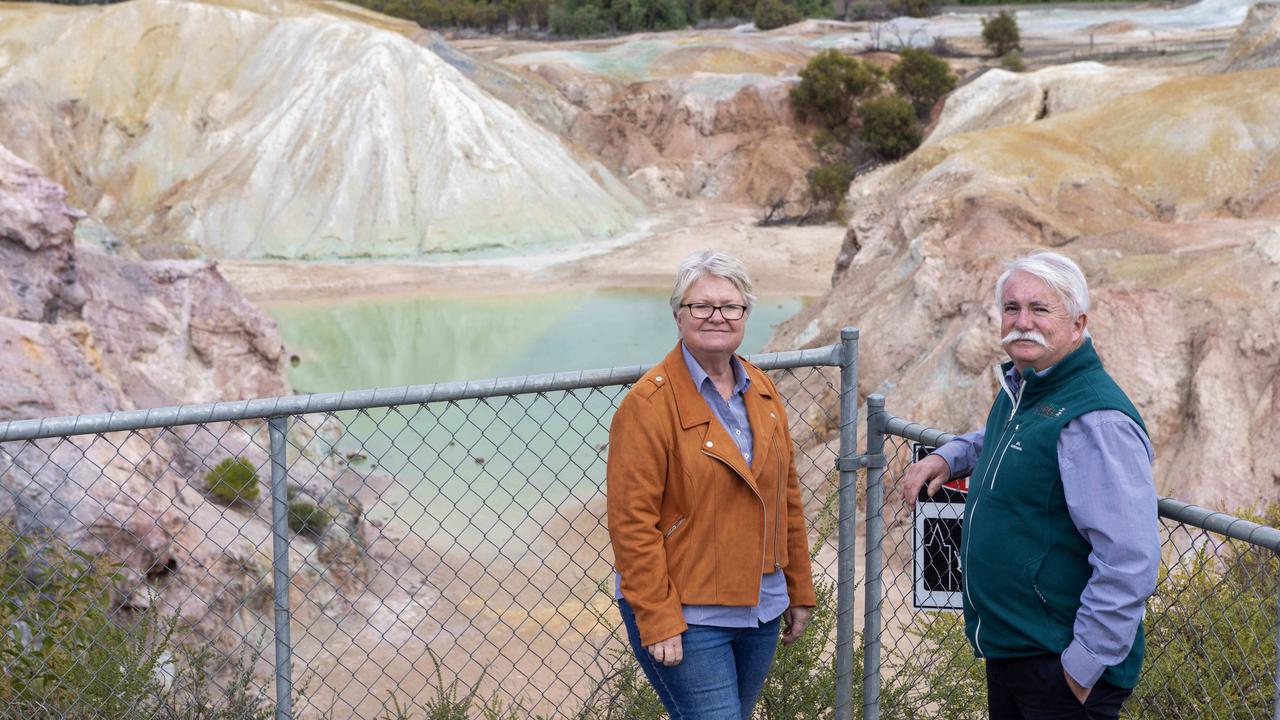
top-left (901, 251), bottom-right (1160, 719)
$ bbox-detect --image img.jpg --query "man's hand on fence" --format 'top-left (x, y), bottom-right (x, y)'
top-left (900, 454), bottom-right (950, 508)
top-left (647, 635), bottom-right (683, 666)
top-left (782, 606), bottom-right (811, 644)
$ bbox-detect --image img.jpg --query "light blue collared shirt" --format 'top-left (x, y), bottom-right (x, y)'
top-left (613, 346), bottom-right (789, 628)
top-left (932, 363), bottom-right (1159, 688)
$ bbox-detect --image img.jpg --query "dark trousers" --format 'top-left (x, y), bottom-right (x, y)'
top-left (986, 654), bottom-right (1133, 720)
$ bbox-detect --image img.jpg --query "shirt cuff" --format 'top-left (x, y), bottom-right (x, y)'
top-left (1061, 640), bottom-right (1105, 688)
top-left (930, 446), bottom-right (967, 479)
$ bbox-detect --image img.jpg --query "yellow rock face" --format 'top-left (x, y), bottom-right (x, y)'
top-left (0, 0), bottom-right (640, 259)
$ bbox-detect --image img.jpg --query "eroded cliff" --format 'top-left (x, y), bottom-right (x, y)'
top-left (777, 66), bottom-right (1280, 509)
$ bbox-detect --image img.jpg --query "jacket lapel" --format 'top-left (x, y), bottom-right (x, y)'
top-left (666, 343), bottom-right (758, 490)
top-left (743, 364), bottom-right (778, 476)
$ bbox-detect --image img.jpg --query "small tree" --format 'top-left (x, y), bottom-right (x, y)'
top-left (753, 0), bottom-right (801, 29)
top-left (808, 160), bottom-right (855, 221)
top-left (888, 47), bottom-right (957, 118)
top-left (982, 10), bottom-right (1021, 57)
top-left (206, 457), bottom-right (260, 506)
top-left (790, 49), bottom-right (883, 129)
top-left (857, 95), bottom-right (922, 159)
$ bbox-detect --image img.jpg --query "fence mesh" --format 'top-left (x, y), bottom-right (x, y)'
top-left (869, 432), bottom-right (1280, 720)
top-left (0, 364), bottom-right (841, 719)
top-left (6, 365), bottom-right (1280, 720)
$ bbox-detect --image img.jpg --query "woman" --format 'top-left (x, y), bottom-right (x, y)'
top-left (606, 249), bottom-right (816, 719)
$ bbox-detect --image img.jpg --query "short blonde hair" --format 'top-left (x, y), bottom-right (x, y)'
top-left (669, 250), bottom-right (756, 314)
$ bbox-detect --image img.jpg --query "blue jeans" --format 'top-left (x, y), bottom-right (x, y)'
top-left (618, 598), bottom-right (781, 720)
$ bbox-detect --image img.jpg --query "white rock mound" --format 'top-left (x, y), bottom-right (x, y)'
top-left (0, 0), bottom-right (640, 260)
top-left (926, 63), bottom-right (1174, 146)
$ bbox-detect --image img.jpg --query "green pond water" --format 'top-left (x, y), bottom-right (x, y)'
top-left (264, 289), bottom-right (803, 552)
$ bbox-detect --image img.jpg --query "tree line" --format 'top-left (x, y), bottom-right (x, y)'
top-left (14, 0), bottom-right (840, 34)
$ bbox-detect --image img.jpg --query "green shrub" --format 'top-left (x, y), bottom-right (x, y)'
top-left (808, 160), bottom-right (855, 222)
top-left (550, 4), bottom-right (609, 34)
top-left (755, 582), bottom-right (841, 718)
top-left (888, 48), bottom-right (957, 118)
top-left (1000, 49), bottom-right (1026, 72)
top-left (790, 49), bottom-right (883, 129)
top-left (623, 0), bottom-right (689, 31)
top-left (753, 0), bottom-right (802, 30)
top-left (857, 95), bottom-right (922, 159)
top-left (206, 457), bottom-right (261, 507)
top-left (0, 517), bottom-right (295, 718)
top-left (981, 10), bottom-right (1021, 57)
top-left (886, 0), bottom-right (938, 17)
top-left (0, 522), bottom-right (171, 714)
top-left (287, 500), bottom-right (333, 538)
top-left (793, 0), bottom-right (834, 19)
top-left (846, 1), bottom-right (875, 19)
top-left (1127, 529), bottom-right (1279, 718)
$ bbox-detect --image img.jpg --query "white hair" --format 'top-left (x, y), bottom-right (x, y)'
top-left (669, 250), bottom-right (757, 314)
top-left (995, 251), bottom-right (1090, 320)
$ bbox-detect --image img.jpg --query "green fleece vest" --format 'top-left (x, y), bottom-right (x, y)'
top-left (960, 338), bottom-right (1147, 688)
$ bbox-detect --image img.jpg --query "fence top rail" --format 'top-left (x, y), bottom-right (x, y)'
top-left (0, 343), bottom-right (845, 443)
top-left (876, 412), bottom-right (1280, 552)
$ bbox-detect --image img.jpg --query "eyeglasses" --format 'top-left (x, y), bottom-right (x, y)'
top-left (681, 303), bottom-right (747, 321)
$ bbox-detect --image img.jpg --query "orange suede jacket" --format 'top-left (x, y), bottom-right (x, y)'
top-left (606, 343), bottom-right (817, 646)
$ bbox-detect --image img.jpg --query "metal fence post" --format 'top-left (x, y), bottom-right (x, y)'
top-left (269, 416), bottom-right (294, 720)
top-left (835, 327), bottom-right (860, 720)
top-left (862, 394), bottom-right (888, 720)
top-left (1274, 548), bottom-right (1280, 720)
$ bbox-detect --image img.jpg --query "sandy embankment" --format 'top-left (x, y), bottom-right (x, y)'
top-left (218, 204), bottom-right (844, 303)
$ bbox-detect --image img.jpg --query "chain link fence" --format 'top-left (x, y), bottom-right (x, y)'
top-left (0, 342), bottom-right (852, 719)
top-left (5, 335), bottom-right (1280, 719)
top-left (861, 395), bottom-right (1280, 720)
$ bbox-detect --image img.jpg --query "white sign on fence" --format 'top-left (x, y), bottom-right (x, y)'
top-left (911, 442), bottom-right (967, 611)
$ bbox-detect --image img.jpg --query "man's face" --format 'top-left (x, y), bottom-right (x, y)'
top-left (999, 271), bottom-right (1087, 373)
top-left (675, 275), bottom-right (748, 360)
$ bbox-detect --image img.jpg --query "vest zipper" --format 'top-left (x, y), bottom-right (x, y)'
top-left (963, 367), bottom-right (1027, 658)
top-left (988, 372), bottom-right (1024, 491)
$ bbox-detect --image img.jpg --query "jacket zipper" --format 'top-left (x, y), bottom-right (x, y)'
top-left (773, 446), bottom-right (784, 572)
top-left (701, 440), bottom-right (772, 591)
top-left (962, 367), bottom-right (1026, 657)
top-left (664, 516), bottom-right (686, 539)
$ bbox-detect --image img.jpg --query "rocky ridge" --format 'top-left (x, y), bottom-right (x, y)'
top-left (485, 33), bottom-right (824, 210)
top-left (777, 65), bottom-right (1280, 510)
top-left (0, 144), bottom-right (387, 656)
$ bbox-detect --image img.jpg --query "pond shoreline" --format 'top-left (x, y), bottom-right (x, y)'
top-left (218, 203), bottom-right (844, 304)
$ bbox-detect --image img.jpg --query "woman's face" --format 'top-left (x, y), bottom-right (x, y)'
top-left (675, 275), bottom-right (748, 360)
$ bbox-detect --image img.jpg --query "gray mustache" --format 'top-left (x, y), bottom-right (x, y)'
top-left (1001, 330), bottom-right (1048, 347)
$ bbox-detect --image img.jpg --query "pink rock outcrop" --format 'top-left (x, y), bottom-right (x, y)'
top-left (775, 68), bottom-right (1280, 510)
top-left (0, 143), bottom-right (293, 634)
